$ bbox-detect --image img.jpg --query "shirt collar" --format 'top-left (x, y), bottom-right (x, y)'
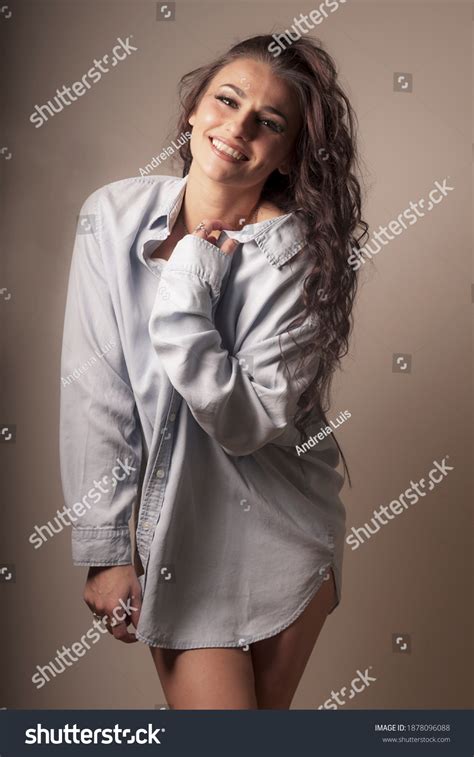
top-left (140, 175), bottom-right (307, 269)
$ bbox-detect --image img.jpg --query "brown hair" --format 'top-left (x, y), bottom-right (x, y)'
top-left (173, 35), bottom-right (368, 486)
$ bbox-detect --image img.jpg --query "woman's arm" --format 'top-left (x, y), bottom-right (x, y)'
top-left (148, 232), bottom-right (318, 457)
top-left (60, 190), bottom-right (143, 566)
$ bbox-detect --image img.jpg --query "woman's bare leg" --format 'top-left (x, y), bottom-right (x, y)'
top-left (150, 646), bottom-right (258, 710)
top-left (149, 569), bottom-right (336, 710)
top-left (250, 567), bottom-right (338, 709)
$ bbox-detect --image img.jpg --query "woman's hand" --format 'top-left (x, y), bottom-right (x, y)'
top-left (83, 565), bottom-right (142, 644)
top-left (191, 219), bottom-right (239, 255)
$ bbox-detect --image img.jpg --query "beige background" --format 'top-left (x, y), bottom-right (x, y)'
top-left (0, 0), bottom-right (472, 709)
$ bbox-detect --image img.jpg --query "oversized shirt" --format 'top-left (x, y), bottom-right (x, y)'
top-left (60, 173), bottom-right (347, 649)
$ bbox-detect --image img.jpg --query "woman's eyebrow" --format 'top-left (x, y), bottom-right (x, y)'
top-left (219, 83), bottom-right (288, 123)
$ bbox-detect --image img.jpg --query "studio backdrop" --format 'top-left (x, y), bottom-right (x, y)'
top-left (0, 0), bottom-right (472, 710)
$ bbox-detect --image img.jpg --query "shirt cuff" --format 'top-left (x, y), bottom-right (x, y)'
top-left (72, 526), bottom-right (132, 566)
top-left (166, 233), bottom-right (234, 296)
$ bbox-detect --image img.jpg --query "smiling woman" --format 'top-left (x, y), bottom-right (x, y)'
top-left (183, 56), bottom-right (302, 223)
top-left (60, 33), bottom-right (368, 710)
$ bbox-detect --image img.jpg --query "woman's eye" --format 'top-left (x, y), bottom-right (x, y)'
top-left (215, 94), bottom-right (284, 133)
top-left (215, 95), bottom-right (237, 108)
top-left (259, 118), bottom-right (283, 133)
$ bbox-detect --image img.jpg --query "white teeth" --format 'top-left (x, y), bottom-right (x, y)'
top-left (211, 138), bottom-right (246, 161)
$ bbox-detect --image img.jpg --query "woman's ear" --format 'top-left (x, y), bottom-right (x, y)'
top-left (188, 113), bottom-right (196, 127)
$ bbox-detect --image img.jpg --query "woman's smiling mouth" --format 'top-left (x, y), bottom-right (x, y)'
top-left (209, 136), bottom-right (249, 163)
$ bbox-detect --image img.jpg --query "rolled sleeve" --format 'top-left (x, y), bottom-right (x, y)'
top-left (163, 233), bottom-right (233, 297)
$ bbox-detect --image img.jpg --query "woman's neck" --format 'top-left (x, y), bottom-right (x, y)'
top-left (180, 164), bottom-right (264, 233)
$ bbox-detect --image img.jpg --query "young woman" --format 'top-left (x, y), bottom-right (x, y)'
top-left (60, 34), bottom-right (367, 709)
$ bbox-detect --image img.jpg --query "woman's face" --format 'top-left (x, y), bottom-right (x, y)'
top-left (188, 58), bottom-right (302, 190)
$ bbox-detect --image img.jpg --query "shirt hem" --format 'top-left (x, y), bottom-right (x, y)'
top-left (135, 563), bottom-right (341, 650)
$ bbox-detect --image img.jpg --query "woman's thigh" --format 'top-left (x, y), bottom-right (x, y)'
top-left (250, 567), bottom-right (338, 709)
top-left (150, 645), bottom-right (258, 710)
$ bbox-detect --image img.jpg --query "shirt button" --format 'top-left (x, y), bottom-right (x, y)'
top-left (169, 413), bottom-right (176, 422)
top-left (143, 522), bottom-right (150, 530)
top-left (156, 468), bottom-right (165, 479)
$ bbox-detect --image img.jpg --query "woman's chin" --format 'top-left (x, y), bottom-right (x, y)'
top-left (197, 160), bottom-right (247, 183)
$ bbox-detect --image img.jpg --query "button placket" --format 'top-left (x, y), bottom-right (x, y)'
top-left (137, 392), bottom-right (182, 565)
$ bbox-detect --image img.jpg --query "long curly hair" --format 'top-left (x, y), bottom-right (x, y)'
top-left (172, 35), bottom-right (368, 487)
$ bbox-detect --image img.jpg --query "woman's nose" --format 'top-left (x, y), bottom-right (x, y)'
top-left (225, 112), bottom-right (255, 141)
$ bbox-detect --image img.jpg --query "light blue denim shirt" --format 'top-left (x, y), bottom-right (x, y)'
top-left (60, 174), bottom-right (346, 649)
